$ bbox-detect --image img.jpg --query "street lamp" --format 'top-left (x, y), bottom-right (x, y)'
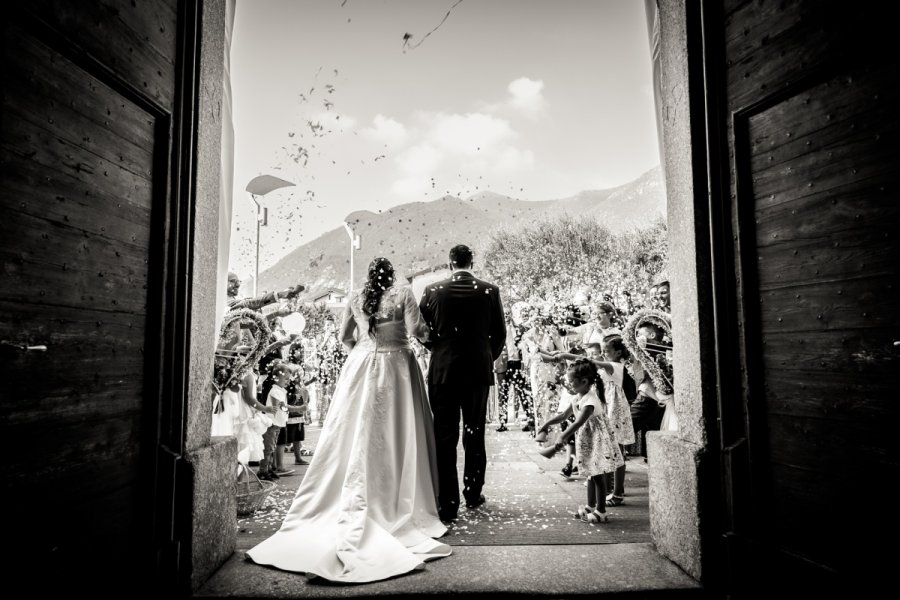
top-left (246, 174), bottom-right (295, 296)
top-left (343, 221), bottom-right (361, 294)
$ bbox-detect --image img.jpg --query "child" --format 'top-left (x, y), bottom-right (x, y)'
top-left (630, 323), bottom-right (670, 454)
top-left (592, 336), bottom-right (636, 506)
top-left (233, 357), bottom-right (277, 466)
top-left (536, 359), bottom-right (623, 523)
top-left (283, 345), bottom-right (312, 466)
top-left (555, 338), bottom-right (636, 506)
top-left (547, 346), bottom-right (586, 478)
top-left (258, 362), bottom-right (293, 481)
top-left (555, 384), bottom-right (579, 478)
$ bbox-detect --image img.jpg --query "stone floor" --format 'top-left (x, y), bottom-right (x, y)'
top-left (196, 421), bottom-right (701, 598)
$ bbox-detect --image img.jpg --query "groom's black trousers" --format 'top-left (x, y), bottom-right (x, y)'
top-left (428, 381), bottom-right (490, 518)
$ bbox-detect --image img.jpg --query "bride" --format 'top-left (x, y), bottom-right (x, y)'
top-left (246, 257), bottom-right (451, 582)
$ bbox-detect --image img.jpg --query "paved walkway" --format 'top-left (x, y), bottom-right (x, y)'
top-left (197, 422), bottom-right (701, 597)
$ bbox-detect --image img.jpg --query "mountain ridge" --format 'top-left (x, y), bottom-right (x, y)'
top-left (256, 165), bottom-right (665, 297)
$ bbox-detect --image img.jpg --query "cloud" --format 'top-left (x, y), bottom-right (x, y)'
top-left (507, 77), bottom-right (545, 118)
top-left (391, 177), bottom-right (431, 197)
top-left (396, 142), bottom-right (442, 175)
top-left (361, 114), bottom-right (409, 146)
top-left (494, 147), bottom-right (535, 171)
top-left (388, 111), bottom-right (533, 198)
top-left (429, 112), bottom-right (514, 154)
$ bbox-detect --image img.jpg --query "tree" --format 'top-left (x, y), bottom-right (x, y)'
top-left (482, 215), bottom-right (667, 313)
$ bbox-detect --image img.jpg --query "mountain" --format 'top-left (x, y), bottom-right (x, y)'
top-left (256, 165), bottom-right (665, 296)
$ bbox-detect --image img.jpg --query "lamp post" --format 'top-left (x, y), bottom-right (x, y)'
top-left (246, 174), bottom-right (295, 296)
top-left (343, 221), bottom-right (361, 294)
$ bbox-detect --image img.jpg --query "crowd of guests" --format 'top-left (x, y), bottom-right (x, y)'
top-left (490, 280), bottom-right (673, 516)
top-left (211, 267), bottom-right (673, 503)
top-left (211, 272), bottom-right (347, 481)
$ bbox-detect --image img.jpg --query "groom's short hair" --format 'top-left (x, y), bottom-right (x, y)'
top-left (449, 244), bottom-right (473, 268)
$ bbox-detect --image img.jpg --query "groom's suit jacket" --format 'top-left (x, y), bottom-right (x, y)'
top-left (419, 271), bottom-right (506, 386)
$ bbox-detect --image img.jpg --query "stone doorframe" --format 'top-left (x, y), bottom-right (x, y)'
top-left (180, 0), bottom-right (717, 591)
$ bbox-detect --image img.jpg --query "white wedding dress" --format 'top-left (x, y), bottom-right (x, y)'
top-left (246, 285), bottom-right (450, 582)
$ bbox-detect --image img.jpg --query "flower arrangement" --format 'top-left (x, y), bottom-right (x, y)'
top-left (212, 308), bottom-right (272, 394)
top-left (622, 308), bottom-right (673, 396)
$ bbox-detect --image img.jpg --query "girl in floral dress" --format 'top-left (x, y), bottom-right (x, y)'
top-left (589, 336), bottom-right (636, 506)
top-left (553, 337), bottom-right (636, 506)
top-left (536, 359), bottom-right (624, 524)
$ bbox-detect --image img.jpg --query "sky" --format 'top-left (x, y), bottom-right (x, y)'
top-left (229, 0), bottom-right (660, 279)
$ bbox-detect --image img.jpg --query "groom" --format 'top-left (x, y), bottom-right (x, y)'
top-left (419, 244), bottom-right (506, 522)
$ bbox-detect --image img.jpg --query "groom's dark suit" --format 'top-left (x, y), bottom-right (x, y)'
top-left (419, 270), bottom-right (506, 520)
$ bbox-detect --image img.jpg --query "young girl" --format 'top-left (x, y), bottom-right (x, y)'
top-left (591, 336), bottom-right (636, 506)
top-left (536, 359), bottom-right (624, 524)
top-left (543, 346), bottom-right (586, 478)
top-left (232, 354), bottom-right (278, 466)
top-left (556, 338), bottom-right (636, 506)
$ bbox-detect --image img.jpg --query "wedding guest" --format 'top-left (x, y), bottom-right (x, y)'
top-left (554, 338), bottom-right (636, 506)
top-left (258, 362), bottom-right (293, 481)
top-left (593, 337), bottom-right (636, 506)
top-left (652, 279), bottom-right (670, 312)
top-left (316, 315), bottom-right (345, 426)
top-left (221, 272), bottom-right (304, 349)
top-left (284, 340), bottom-right (312, 465)
top-left (580, 301), bottom-right (621, 346)
top-left (497, 308), bottom-right (534, 432)
top-left (550, 345), bottom-right (585, 478)
top-left (631, 322), bottom-right (674, 448)
top-left (493, 345), bottom-right (509, 431)
top-left (226, 271), bottom-right (304, 311)
top-left (232, 352), bottom-right (277, 465)
top-left (537, 359), bottom-right (623, 524)
top-left (522, 313), bottom-right (563, 434)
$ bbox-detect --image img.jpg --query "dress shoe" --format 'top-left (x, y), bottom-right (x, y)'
top-left (495, 424), bottom-right (508, 432)
top-left (438, 512), bottom-right (457, 523)
top-left (294, 458), bottom-right (309, 465)
top-left (465, 494), bottom-right (486, 509)
top-left (521, 423), bottom-right (533, 432)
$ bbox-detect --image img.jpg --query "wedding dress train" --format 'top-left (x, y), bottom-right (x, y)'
top-left (246, 285), bottom-right (450, 582)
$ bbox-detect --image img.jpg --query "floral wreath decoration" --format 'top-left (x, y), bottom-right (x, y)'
top-left (622, 308), bottom-right (673, 396)
top-left (212, 308), bottom-right (272, 395)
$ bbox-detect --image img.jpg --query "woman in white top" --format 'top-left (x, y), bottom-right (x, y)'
top-left (580, 301), bottom-right (621, 346)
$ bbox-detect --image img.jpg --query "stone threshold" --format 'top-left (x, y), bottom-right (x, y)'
top-left (195, 542), bottom-right (702, 598)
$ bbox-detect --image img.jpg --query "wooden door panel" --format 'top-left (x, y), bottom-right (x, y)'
top-left (0, 3), bottom-right (172, 574)
top-left (716, 0), bottom-right (900, 585)
top-left (2, 147), bottom-right (153, 244)
top-left (23, 0), bottom-right (178, 112)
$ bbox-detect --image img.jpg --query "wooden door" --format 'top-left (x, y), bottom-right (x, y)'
top-left (0, 0), bottom-right (193, 590)
top-left (706, 0), bottom-right (900, 590)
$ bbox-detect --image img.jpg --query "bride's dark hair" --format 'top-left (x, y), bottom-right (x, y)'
top-left (361, 257), bottom-right (395, 337)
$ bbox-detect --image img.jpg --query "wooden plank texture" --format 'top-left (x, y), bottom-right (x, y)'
top-left (0, 208), bottom-right (150, 314)
top-left (4, 23), bottom-right (157, 160)
top-left (757, 275), bottom-right (897, 332)
top-left (2, 148), bottom-right (153, 250)
top-left (22, 0), bottom-right (177, 110)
